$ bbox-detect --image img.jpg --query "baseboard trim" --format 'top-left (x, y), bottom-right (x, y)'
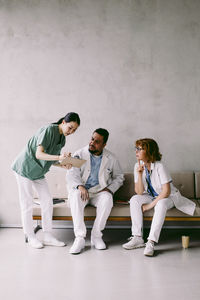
top-left (0, 224), bottom-right (22, 228)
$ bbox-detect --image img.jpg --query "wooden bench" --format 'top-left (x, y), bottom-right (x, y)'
top-left (33, 169), bottom-right (200, 225)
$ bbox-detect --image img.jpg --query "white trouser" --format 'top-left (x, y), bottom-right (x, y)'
top-left (14, 173), bottom-right (53, 237)
top-left (68, 190), bottom-right (113, 238)
top-left (130, 194), bottom-right (174, 243)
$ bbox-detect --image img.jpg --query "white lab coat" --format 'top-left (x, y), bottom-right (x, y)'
top-left (134, 161), bottom-right (196, 216)
top-left (66, 145), bottom-right (124, 194)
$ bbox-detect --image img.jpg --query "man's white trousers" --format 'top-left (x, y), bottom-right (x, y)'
top-left (69, 190), bottom-right (113, 238)
top-left (15, 173), bottom-right (53, 237)
top-left (130, 194), bottom-right (174, 243)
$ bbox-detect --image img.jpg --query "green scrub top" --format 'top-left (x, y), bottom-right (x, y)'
top-left (12, 124), bottom-right (66, 180)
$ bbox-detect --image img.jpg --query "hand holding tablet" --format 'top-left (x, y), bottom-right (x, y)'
top-left (54, 156), bottom-right (86, 168)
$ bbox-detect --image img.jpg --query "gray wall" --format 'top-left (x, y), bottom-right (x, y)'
top-left (1, 0), bottom-right (200, 225)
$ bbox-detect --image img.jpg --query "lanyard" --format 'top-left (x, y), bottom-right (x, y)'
top-left (145, 166), bottom-right (158, 198)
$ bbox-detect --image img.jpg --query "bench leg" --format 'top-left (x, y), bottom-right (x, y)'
top-left (24, 221), bottom-right (42, 243)
top-left (34, 224), bottom-right (42, 235)
top-left (25, 234), bottom-right (28, 243)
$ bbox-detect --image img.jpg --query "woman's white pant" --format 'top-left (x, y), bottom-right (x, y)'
top-left (68, 190), bottom-right (113, 238)
top-left (15, 173), bottom-right (53, 237)
top-left (130, 194), bottom-right (174, 243)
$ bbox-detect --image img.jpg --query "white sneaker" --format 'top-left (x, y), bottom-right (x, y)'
top-left (122, 236), bottom-right (145, 250)
top-left (144, 241), bottom-right (154, 256)
top-left (43, 232), bottom-right (66, 247)
top-left (70, 237), bottom-right (85, 254)
top-left (28, 237), bottom-right (44, 249)
top-left (91, 237), bottom-right (106, 250)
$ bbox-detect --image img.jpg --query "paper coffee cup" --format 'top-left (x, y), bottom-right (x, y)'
top-left (182, 236), bottom-right (190, 249)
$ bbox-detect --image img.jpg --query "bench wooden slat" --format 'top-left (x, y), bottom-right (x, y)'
top-left (33, 216), bottom-right (200, 222)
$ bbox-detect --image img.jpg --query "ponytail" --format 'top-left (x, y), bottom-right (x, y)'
top-left (53, 112), bottom-right (80, 125)
top-left (53, 117), bottom-right (64, 125)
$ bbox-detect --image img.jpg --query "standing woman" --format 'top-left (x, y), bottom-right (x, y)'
top-left (12, 112), bottom-right (80, 249)
top-left (122, 138), bottom-right (196, 256)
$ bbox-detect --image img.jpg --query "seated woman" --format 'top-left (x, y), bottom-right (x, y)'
top-left (122, 138), bottom-right (196, 256)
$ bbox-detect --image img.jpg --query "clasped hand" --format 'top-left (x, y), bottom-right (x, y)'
top-left (78, 186), bottom-right (113, 202)
top-left (59, 152), bottom-right (73, 170)
top-left (142, 202), bottom-right (154, 212)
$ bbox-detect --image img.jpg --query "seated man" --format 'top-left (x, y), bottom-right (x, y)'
top-left (66, 128), bottom-right (124, 254)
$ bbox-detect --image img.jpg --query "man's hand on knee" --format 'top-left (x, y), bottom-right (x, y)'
top-left (78, 185), bottom-right (89, 201)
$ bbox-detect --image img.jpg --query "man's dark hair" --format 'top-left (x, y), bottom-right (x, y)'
top-left (94, 128), bottom-right (109, 144)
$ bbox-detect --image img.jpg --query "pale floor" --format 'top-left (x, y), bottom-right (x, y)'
top-left (0, 227), bottom-right (200, 300)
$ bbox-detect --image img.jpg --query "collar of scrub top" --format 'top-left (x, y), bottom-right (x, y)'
top-left (141, 162), bottom-right (155, 174)
top-left (149, 162), bottom-right (155, 172)
top-left (90, 152), bottom-right (103, 159)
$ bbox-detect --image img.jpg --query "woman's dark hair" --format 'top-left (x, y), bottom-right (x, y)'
top-left (135, 138), bottom-right (162, 162)
top-left (53, 112), bottom-right (80, 126)
top-left (94, 128), bottom-right (109, 144)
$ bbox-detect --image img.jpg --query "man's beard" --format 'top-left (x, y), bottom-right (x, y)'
top-left (89, 148), bottom-right (97, 154)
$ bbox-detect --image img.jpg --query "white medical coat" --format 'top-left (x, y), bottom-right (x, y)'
top-left (134, 161), bottom-right (196, 216)
top-left (66, 146), bottom-right (124, 194)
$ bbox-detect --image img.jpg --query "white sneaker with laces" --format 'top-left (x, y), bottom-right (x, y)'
top-left (144, 241), bottom-right (154, 256)
top-left (28, 237), bottom-right (44, 249)
top-left (122, 236), bottom-right (145, 250)
top-left (91, 237), bottom-right (106, 250)
top-left (43, 232), bottom-right (66, 247)
top-left (70, 237), bottom-right (85, 254)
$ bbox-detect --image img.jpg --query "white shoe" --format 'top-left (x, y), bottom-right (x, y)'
top-left (43, 233), bottom-right (66, 247)
top-left (122, 236), bottom-right (145, 250)
top-left (91, 237), bottom-right (106, 250)
top-left (28, 237), bottom-right (44, 249)
top-left (144, 241), bottom-right (154, 256)
top-left (70, 237), bottom-right (85, 254)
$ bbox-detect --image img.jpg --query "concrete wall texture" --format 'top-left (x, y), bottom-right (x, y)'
top-left (0, 0), bottom-right (200, 225)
